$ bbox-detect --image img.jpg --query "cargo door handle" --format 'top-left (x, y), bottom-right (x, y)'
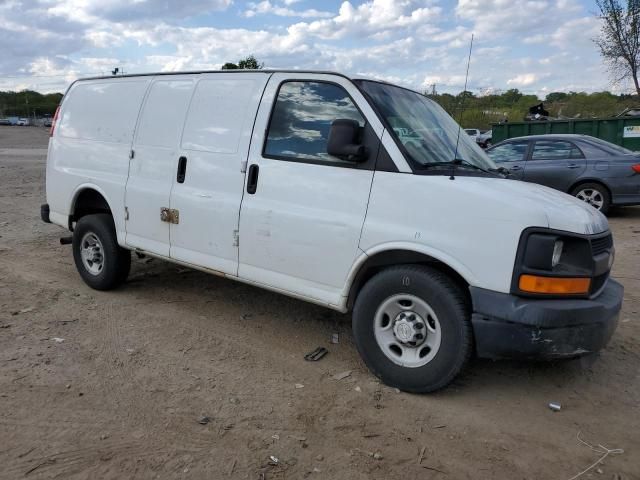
top-left (177, 156), bottom-right (187, 183)
top-left (247, 164), bottom-right (259, 194)
top-left (510, 165), bottom-right (522, 171)
top-left (567, 163), bottom-right (581, 169)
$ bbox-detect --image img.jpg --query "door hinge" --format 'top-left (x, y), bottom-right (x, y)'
top-left (129, 149), bottom-right (135, 159)
top-left (124, 206), bottom-right (129, 221)
top-left (160, 207), bottom-right (179, 224)
top-left (233, 229), bottom-right (239, 247)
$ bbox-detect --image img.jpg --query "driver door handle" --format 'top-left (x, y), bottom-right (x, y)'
top-left (509, 165), bottom-right (522, 171)
top-left (567, 163), bottom-right (581, 169)
top-left (247, 164), bottom-right (259, 194)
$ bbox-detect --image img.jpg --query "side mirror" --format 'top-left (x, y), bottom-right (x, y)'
top-left (327, 119), bottom-right (367, 162)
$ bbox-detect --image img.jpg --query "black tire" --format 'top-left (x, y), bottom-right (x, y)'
top-left (571, 182), bottom-right (611, 215)
top-left (72, 214), bottom-right (131, 290)
top-left (352, 265), bottom-right (472, 393)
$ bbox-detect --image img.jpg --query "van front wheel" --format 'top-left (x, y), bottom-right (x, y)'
top-left (72, 214), bottom-right (131, 290)
top-left (352, 266), bottom-right (472, 393)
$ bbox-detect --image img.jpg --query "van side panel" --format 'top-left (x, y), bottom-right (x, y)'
top-left (46, 78), bottom-right (151, 242)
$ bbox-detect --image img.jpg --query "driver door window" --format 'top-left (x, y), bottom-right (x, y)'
top-left (263, 81), bottom-right (364, 165)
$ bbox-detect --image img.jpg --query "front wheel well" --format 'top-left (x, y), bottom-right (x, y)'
top-left (346, 250), bottom-right (470, 311)
top-left (71, 189), bottom-right (112, 228)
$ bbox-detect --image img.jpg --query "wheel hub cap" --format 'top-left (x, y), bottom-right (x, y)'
top-left (80, 232), bottom-right (104, 276)
top-left (576, 189), bottom-right (603, 210)
top-left (373, 294), bottom-right (442, 368)
top-left (393, 313), bottom-right (426, 345)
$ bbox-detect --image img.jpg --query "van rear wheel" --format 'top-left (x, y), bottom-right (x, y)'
top-left (72, 214), bottom-right (131, 290)
top-left (352, 265), bottom-right (472, 393)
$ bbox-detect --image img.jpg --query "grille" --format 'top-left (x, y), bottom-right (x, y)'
top-left (591, 234), bottom-right (613, 256)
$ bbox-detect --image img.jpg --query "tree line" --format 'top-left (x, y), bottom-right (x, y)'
top-left (0, 90), bottom-right (63, 118)
top-left (430, 89), bottom-right (639, 130)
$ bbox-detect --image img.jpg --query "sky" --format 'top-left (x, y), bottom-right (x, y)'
top-left (0, 0), bottom-right (629, 97)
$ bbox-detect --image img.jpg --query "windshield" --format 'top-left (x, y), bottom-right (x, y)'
top-left (357, 80), bottom-right (496, 171)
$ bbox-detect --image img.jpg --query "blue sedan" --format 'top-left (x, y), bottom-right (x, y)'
top-left (486, 134), bottom-right (640, 214)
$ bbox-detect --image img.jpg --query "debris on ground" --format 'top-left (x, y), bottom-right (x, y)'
top-left (548, 402), bottom-right (561, 412)
top-left (304, 347), bottom-right (328, 361)
top-left (12, 306), bottom-right (35, 315)
top-left (268, 455), bottom-right (279, 465)
top-left (354, 386), bottom-right (362, 393)
top-left (51, 337), bottom-right (64, 343)
top-left (330, 333), bottom-right (339, 344)
top-left (332, 370), bottom-right (352, 381)
top-left (197, 416), bottom-right (210, 425)
top-left (295, 383), bottom-right (304, 389)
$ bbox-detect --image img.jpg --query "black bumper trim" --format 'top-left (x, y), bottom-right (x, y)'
top-left (40, 203), bottom-right (51, 223)
top-left (470, 280), bottom-right (623, 360)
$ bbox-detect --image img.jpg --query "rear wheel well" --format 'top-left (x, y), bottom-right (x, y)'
top-left (71, 189), bottom-right (112, 227)
top-left (568, 179), bottom-right (611, 197)
top-left (347, 250), bottom-right (470, 311)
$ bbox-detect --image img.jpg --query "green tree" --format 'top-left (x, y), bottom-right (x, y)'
top-left (595, 0), bottom-right (640, 95)
top-left (237, 55), bottom-right (264, 69)
top-left (222, 55), bottom-right (264, 70)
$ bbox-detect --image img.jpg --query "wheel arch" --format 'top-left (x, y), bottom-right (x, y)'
top-left (345, 246), bottom-right (474, 311)
top-left (567, 178), bottom-right (612, 198)
top-left (69, 184), bottom-right (114, 229)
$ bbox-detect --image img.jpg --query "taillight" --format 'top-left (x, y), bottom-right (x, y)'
top-left (632, 164), bottom-right (640, 173)
top-left (50, 105), bottom-right (60, 137)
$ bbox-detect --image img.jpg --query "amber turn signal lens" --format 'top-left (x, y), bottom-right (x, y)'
top-left (519, 275), bottom-right (591, 294)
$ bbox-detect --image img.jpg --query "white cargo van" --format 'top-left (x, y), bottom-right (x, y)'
top-left (42, 70), bottom-right (623, 392)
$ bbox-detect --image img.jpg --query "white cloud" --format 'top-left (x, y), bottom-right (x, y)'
top-left (507, 73), bottom-right (538, 87)
top-left (0, 0), bottom-right (630, 96)
top-left (244, 1), bottom-right (333, 18)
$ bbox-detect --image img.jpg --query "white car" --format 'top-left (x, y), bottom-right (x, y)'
top-left (41, 70), bottom-right (622, 392)
top-left (16, 117), bottom-right (30, 126)
top-left (464, 128), bottom-right (481, 141)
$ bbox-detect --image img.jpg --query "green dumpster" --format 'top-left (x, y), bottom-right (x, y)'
top-left (491, 117), bottom-right (640, 151)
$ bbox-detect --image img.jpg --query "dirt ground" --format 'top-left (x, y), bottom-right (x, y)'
top-left (0, 125), bottom-right (638, 480)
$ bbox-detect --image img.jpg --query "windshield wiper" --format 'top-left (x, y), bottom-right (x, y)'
top-left (420, 159), bottom-right (500, 176)
top-left (450, 158), bottom-right (495, 175)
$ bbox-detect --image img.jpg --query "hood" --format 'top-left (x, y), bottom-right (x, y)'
top-left (456, 177), bottom-right (609, 235)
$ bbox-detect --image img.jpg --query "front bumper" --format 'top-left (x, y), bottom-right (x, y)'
top-left (470, 279), bottom-right (623, 359)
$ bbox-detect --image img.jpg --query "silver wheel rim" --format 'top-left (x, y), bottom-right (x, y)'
top-left (576, 188), bottom-right (604, 210)
top-left (80, 232), bottom-right (105, 276)
top-left (373, 294), bottom-right (442, 368)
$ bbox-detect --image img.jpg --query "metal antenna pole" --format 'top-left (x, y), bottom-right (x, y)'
top-left (451, 33), bottom-right (475, 180)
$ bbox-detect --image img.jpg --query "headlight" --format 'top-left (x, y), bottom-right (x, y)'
top-left (551, 240), bottom-right (563, 268)
top-left (512, 229), bottom-right (599, 297)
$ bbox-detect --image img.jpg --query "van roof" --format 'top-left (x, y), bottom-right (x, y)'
top-left (76, 69), bottom-right (354, 82)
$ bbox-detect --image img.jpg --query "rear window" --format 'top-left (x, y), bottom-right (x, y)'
top-left (57, 80), bottom-right (149, 144)
top-left (585, 137), bottom-right (635, 155)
